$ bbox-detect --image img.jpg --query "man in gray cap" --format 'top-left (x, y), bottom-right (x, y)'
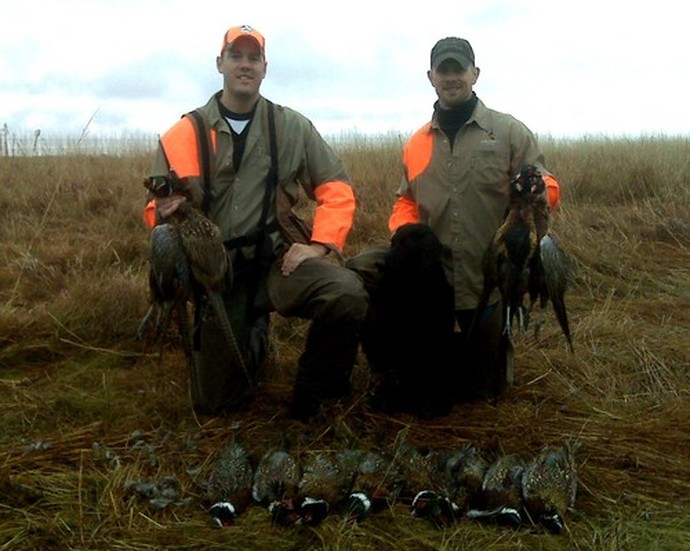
top-left (348, 37), bottom-right (563, 415)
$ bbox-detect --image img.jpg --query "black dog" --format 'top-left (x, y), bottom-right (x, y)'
top-left (365, 223), bottom-right (456, 418)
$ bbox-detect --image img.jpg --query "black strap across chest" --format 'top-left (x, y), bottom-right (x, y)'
top-left (185, 101), bottom-right (279, 252)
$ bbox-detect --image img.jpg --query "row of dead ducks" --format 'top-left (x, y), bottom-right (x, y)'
top-left (194, 438), bottom-right (579, 534)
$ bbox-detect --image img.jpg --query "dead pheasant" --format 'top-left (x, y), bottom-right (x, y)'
top-left (297, 450), bottom-right (360, 526)
top-left (521, 440), bottom-right (579, 534)
top-left (439, 443), bottom-right (489, 513)
top-left (204, 441), bottom-right (254, 527)
top-left (467, 453), bottom-right (527, 528)
top-left (528, 232), bottom-right (574, 352)
top-left (470, 165), bottom-right (574, 351)
top-left (137, 221), bottom-right (193, 367)
top-left (252, 441), bottom-right (302, 526)
top-left (140, 171), bottom-right (252, 387)
top-left (340, 448), bottom-right (404, 522)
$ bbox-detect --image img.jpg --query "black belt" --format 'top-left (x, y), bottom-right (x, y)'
top-left (223, 221), bottom-right (279, 251)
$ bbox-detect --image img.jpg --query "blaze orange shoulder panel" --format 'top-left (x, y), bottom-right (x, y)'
top-left (386, 124), bottom-right (430, 234)
top-left (312, 181), bottom-right (355, 250)
top-left (160, 117), bottom-right (199, 178)
top-left (143, 199), bottom-right (156, 229)
top-left (388, 196), bottom-right (420, 234)
top-left (143, 115), bottom-right (218, 229)
top-left (160, 115), bottom-right (222, 178)
top-left (403, 122), bottom-right (434, 182)
top-left (543, 173), bottom-right (561, 211)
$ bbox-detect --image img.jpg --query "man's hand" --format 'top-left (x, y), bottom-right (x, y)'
top-left (281, 243), bottom-right (328, 276)
top-left (156, 195), bottom-right (187, 219)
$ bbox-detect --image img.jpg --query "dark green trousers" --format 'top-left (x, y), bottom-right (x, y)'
top-left (191, 254), bottom-right (368, 414)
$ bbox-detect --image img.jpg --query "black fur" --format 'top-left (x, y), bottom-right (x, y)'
top-left (367, 223), bottom-right (457, 417)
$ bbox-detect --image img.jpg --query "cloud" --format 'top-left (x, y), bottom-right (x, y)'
top-left (2, 0), bottom-right (689, 140)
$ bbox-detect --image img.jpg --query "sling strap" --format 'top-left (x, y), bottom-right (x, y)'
top-left (240, 100), bottom-right (279, 317)
top-left (248, 99), bottom-right (279, 262)
top-left (185, 103), bottom-right (279, 252)
top-left (187, 101), bottom-right (280, 319)
top-left (185, 109), bottom-right (214, 216)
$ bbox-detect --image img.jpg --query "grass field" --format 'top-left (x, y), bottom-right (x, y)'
top-left (0, 134), bottom-right (688, 550)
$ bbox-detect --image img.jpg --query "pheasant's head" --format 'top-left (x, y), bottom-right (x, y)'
top-left (143, 170), bottom-right (191, 198)
top-left (511, 164), bottom-right (545, 200)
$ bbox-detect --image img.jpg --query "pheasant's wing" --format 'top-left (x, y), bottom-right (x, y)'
top-left (207, 442), bottom-right (254, 510)
top-left (521, 443), bottom-right (578, 533)
top-left (540, 234), bottom-right (574, 352)
top-left (139, 223), bottom-right (191, 341)
top-left (178, 213), bottom-right (230, 292)
top-left (150, 224), bottom-right (190, 300)
top-left (253, 450), bottom-right (302, 505)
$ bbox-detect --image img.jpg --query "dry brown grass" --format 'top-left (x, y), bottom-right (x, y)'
top-left (0, 135), bottom-right (688, 550)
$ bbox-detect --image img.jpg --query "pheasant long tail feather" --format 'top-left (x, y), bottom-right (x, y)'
top-left (207, 292), bottom-right (253, 388)
top-left (540, 235), bottom-right (574, 353)
top-left (176, 298), bottom-right (194, 369)
top-left (137, 304), bottom-right (156, 341)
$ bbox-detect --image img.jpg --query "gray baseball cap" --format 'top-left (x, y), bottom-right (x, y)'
top-left (430, 37), bottom-right (475, 69)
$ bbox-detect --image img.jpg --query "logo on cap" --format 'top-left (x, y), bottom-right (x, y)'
top-left (221, 25), bottom-right (266, 55)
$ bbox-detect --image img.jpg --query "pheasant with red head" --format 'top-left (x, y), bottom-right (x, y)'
top-left (139, 171), bottom-right (252, 387)
top-left (470, 164), bottom-right (574, 352)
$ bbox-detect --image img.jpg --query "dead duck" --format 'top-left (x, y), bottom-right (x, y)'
top-left (205, 442), bottom-right (254, 528)
top-left (467, 453), bottom-right (526, 528)
top-left (521, 440), bottom-right (579, 534)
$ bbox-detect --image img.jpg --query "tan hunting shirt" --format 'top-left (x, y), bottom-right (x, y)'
top-left (390, 99), bottom-right (561, 310)
top-left (146, 93), bottom-right (355, 258)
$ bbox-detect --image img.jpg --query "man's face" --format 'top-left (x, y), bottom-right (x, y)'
top-left (427, 59), bottom-right (479, 108)
top-left (217, 38), bottom-right (267, 99)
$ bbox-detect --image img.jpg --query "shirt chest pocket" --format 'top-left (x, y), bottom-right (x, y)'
top-left (469, 141), bottom-right (510, 180)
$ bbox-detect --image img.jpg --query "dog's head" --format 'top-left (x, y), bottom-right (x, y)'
top-left (384, 223), bottom-right (445, 275)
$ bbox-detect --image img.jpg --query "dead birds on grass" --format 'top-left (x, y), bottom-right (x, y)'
top-left (341, 448), bottom-right (404, 522)
top-left (296, 450), bottom-right (362, 526)
top-left (470, 164), bottom-right (575, 352)
top-left (252, 447), bottom-right (303, 526)
top-left (408, 443), bottom-right (489, 529)
top-left (119, 438), bottom-right (578, 533)
top-left (205, 442), bottom-right (254, 528)
top-left (467, 440), bottom-right (580, 533)
top-left (521, 441), bottom-right (579, 534)
top-left (467, 453), bottom-right (527, 528)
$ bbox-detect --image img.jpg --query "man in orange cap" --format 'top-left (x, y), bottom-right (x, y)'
top-left (144, 25), bottom-right (367, 421)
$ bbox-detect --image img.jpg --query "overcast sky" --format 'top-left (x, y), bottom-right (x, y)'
top-left (2, 0), bottom-right (688, 142)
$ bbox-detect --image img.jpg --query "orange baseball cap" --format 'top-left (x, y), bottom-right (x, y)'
top-left (220, 25), bottom-right (266, 55)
